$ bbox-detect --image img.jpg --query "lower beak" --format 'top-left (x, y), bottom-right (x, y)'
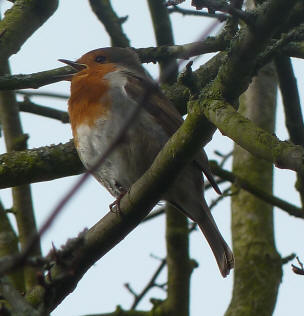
top-left (58, 59), bottom-right (87, 71)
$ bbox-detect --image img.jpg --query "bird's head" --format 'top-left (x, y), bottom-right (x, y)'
top-left (59, 47), bottom-right (145, 79)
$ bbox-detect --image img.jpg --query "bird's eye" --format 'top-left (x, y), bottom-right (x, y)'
top-left (95, 55), bottom-right (106, 63)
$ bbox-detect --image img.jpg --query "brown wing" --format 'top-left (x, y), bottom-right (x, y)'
top-left (123, 70), bottom-right (221, 194)
top-left (123, 70), bottom-right (183, 136)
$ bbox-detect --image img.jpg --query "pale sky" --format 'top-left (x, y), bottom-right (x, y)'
top-left (0, 1), bottom-right (303, 315)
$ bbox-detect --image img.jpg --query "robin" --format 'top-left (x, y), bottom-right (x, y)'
top-left (59, 47), bottom-right (234, 277)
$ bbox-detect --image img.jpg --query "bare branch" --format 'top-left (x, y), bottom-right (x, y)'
top-left (0, 0), bottom-right (58, 61)
top-left (18, 98), bottom-right (69, 123)
top-left (168, 5), bottom-right (228, 21)
top-left (0, 276), bottom-right (41, 316)
top-left (0, 141), bottom-right (83, 189)
top-left (16, 90), bottom-right (69, 100)
top-left (210, 161), bottom-right (304, 218)
top-left (89, 0), bottom-right (130, 47)
top-left (126, 258), bottom-right (166, 310)
top-left (292, 257), bottom-right (304, 275)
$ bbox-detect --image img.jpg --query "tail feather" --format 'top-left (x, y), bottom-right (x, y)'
top-left (198, 219), bottom-right (234, 277)
top-left (168, 199), bottom-right (234, 277)
top-left (194, 150), bottom-right (222, 195)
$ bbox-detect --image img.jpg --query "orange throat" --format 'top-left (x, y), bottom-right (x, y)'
top-left (68, 63), bottom-right (117, 144)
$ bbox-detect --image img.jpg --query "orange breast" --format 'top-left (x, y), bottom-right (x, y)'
top-left (68, 63), bottom-right (117, 142)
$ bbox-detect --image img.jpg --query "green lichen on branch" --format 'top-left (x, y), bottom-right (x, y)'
top-left (0, 0), bottom-right (58, 60)
top-left (194, 96), bottom-right (304, 173)
top-left (0, 141), bottom-right (83, 188)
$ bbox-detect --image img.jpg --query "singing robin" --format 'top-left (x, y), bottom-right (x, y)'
top-left (59, 47), bottom-right (234, 277)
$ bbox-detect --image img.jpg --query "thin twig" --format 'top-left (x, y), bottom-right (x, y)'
top-left (208, 187), bottom-right (231, 209)
top-left (281, 253), bottom-right (296, 265)
top-left (168, 5), bottom-right (228, 21)
top-left (292, 256), bottom-right (304, 275)
top-left (210, 161), bottom-right (304, 218)
top-left (16, 90), bottom-right (69, 100)
top-left (214, 150), bottom-right (233, 167)
top-left (127, 258), bottom-right (167, 310)
top-left (168, 0), bottom-right (253, 25)
top-left (18, 98), bottom-right (69, 123)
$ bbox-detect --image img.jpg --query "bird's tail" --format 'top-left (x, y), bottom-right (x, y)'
top-left (197, 211), bottom-right (234, 277)
top-left (169, 198), bottom-right (234, 277)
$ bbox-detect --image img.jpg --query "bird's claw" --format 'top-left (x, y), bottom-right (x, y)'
top-left (109, 191), bottom-right (126, 215)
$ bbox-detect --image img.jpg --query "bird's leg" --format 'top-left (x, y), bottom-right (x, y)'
top-left (109, 190), bottom-right (127, 215)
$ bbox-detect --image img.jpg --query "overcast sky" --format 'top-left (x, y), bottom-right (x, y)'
top-left (0, 1), bottom-right (303, 315)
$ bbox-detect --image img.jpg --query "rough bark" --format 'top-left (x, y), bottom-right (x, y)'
top-left (225, 63), bottom-right (282, 316)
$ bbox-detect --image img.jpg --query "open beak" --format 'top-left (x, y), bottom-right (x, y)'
top-left (58, 59), bottom-right (87, 71)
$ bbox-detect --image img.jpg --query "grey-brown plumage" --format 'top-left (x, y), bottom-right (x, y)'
top-left (61, 47), bottom-right (234, 277)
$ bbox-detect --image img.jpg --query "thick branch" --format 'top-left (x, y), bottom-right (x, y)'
top-left (225, 61), bottom-right (282, 316)
top-left (0, 202), bottom-right (24, 291)
top-left (275, 55), bottom-right (304, 206)
top-left (0, 141), bottom-right (83, 189)
top-left (213, 0), bottom-right (298, 102)
top-left (0, 59), bottom-right (42, 291)
top-left (275, 56), bottom-right (304, 146)
top-left (198, 98), bottom-right (304, 173)
top-left (0, 276), bottom-right (40, 316)
top-left (0, 66), bottom-right (76, 90)
top-left (0, 0), bottom-right (58, 60)
top-left (163, 204), bottom-right (191, 316)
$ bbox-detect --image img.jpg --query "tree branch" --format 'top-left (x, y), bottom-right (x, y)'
top-left (16, 90), bottom-right (69, 100)
top-left (275, 55), bottom-right (304, 206)
top-left (0, 141), bottom-right (83, 189)
top-left (189, 0), bottom-right (253, 25)
top-left (126, 258), bottom-right (166, 310)
top-left (18, 98), bottom-right (69, 123)
top-left (0, 276), bottom-right (41, 316)
top-left (0, 0), bottom-right (58, 60)
top-left (0, 66), bottom-right (76, 90)
top-left (210, 161), bottom-right (304, 218)
top-left (0, 202), bottom-right (24, 292)
top-left (147, 0), bottom-right (178, 83)
top-left (88, 0), bottom-right (130, 47)
top-left (0, 59), bottom-right (42, 291)
top-left (168, 5), bottom-right (228, 21)
top-left (210, 0), bottom-right (298, 102)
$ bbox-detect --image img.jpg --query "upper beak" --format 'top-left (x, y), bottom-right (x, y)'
top-left (58, 59), bottom-right (87, 71)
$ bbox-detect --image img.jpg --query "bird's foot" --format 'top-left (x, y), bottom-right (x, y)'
top-left (109, 191), bottom-right (127, 215)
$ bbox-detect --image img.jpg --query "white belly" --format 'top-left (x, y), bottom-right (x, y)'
top-left (75, 109), bottom-right (168, 197)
